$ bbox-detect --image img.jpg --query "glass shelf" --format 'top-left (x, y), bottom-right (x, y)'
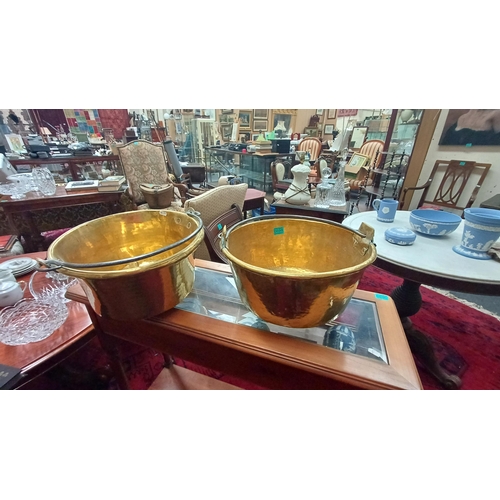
top-left (175, 267), bottom-right (388, 364)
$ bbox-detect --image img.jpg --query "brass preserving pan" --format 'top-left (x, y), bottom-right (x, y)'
top-left (42, 209), bottom-right (204, 320)
top-left (221, 215), bottom-right (376, 328)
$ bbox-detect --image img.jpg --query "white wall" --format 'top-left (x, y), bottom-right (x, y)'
top-left (408, 110), bottom-right (500, 210)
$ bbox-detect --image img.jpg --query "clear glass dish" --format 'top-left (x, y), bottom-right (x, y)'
top-left (0, 182), bottom-right (27, 199)
top-left (0, 298), bottom-right (69, 346)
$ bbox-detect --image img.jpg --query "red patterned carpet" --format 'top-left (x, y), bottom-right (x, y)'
top-left (20, 265), bottom-right (500, 390)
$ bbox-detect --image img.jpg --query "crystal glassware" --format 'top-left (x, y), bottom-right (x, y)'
top-left (29, 270), bottom-right (78, 303)
top-left (0, 298), bottom-right (68, 346)
top-left (32, 166), bottom-right (57, 196)
top-left (314, 166), bottom-right (334, 208)
top-left (0, 182), bottom-right (27, 199)
top-left (330, 160), bottom-right (347, 206)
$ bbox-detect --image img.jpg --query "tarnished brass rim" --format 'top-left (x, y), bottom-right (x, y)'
top-left (221, 214), bottom-right (377, 279)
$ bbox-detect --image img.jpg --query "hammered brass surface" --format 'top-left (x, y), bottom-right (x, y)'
top-left (47, 210), bottom-right (204, 320)
top-left (222, 216), bottom-right (376, 328)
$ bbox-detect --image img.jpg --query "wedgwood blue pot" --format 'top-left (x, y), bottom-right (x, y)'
top-left (453, 208), bottom-right (500, 260)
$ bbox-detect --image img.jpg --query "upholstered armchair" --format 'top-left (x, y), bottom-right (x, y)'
top-left (116, 139), bottom-right (188, 209)
top-left (296, 137), bottom-right (323, 163)
top-left (348, 139), bottom-right (385, 192)
top-left (183, 183), bottom-right (248, 260)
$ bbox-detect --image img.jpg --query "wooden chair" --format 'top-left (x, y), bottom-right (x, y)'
top-left (116, 139), bottom-right (188, 209)
top-left (203, 204), bottom-right (244, 264)
top-left (183, 183), bottom-right (248, 260)
top-left (400, 159), bottom-right (492, 215)
top-left (270, 160), bottom-right (292, 193)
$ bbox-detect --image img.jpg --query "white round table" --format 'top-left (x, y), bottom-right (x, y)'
top-left (343, 210), bottom-right (500, 389)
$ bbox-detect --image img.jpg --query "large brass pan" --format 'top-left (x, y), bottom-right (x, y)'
top-left (42, 209), bottom-right (204, 320)
top-left (221, 215), bottom-right (376, 328)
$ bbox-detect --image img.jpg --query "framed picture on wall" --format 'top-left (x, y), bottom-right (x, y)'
top-left (238, 110), bottom-right (252, 130)
top-left (316, 109), bottom-right (324, 116)
top-left (439, 109), bottom-right (500, 145)
top-left (272, 110), bottom-right (297, 133)
top-left (4, 134), bottom-right (27, 153)
top-left (304, 127), bottom-right (319, 137)
top-left (254, 109), bottom-right (268, 119)
top-left (221, 124), bottom-right (233, 142)
top-left (327, 109), bottom-right (337, 119)
top-left (253, 120), bottom-right (268, 132)
top-left (324, 124), bottom-right (334, 134)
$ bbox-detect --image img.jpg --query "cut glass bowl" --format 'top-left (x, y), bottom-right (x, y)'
top-left (0, 298), bottom-right (68, 346)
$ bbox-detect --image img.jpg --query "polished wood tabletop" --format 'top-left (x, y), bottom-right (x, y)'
top-left (0, 252), bottom-right (94, 386)
top-left (0, 185), bottom-right (124, 213)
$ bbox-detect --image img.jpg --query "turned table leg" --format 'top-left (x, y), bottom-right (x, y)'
top-left (85, 306), bottom-right (130, 390)
top-left (391, 279), bottom-right (462, 390)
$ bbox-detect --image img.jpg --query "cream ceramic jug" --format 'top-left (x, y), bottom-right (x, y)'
top-left (0, 280), bottom-right (26, 308)
top-left (0, 269), bottom-right (17, 284)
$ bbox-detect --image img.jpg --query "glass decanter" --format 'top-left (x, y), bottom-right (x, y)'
top-left (330, 158), bottom-right (347, 207)
top-left (32, 166), bottom-right (57, 196)
top-left (314, 166), bottom-right (334, 208)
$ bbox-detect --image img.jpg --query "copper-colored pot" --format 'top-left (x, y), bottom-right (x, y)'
top-left (44, 210), bottom-right (204, 320)
top-left (222, 215), bottom-right (376, 328)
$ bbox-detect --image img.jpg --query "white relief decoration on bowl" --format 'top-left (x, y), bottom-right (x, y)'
top-left (465, 220), bottom-right (500, 232)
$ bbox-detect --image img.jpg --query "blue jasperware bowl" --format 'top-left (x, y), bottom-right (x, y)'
top-left (409, 209), bottom-right (461, 236)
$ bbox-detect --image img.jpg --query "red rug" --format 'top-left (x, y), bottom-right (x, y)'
top-left (20, 266), bottom-right (500, 390)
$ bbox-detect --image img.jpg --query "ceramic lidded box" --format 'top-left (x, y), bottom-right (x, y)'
top-left (384, 227), bottom-right (417, 246)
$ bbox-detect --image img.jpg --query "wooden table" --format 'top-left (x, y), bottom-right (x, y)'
top-left (1, 186), bottom-right (125, 252)
top-left (0, 252), bottom-right (94, 389)
top-left (67, 259), bottom-right (422, 390)
top-left (10, 155), bottom-right (122, 181)
top-left (242, 188), bottom-right (266, 217)
top-left (272, 198), bottom-right (349, 223)
top-left (343, 210), bottom-right (500, 389)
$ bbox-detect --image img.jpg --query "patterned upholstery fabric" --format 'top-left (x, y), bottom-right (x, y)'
top-left (117, 140), bottom-right (172, 205)
top-left (359, 140), bottom-right (384, 168)
top-left (348, 140), bottom-right (384, 191)
top-left (297, 137), bottom-right (323, 161)
top-left (183, 183), bottom-right (248, 260)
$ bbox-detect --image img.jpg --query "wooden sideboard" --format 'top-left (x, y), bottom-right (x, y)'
top-left (1, 186), bottom-right (126, 251)
top-left (10, 155), bottom-right (122, 181)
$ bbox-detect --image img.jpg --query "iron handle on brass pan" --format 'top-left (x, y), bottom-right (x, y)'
top-left (36, 210), bottom-right (204, 272)
top-left (220, 214), bottom-right (375, 252)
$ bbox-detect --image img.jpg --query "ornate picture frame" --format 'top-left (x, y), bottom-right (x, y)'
top-left (254, 109), bottom-right (268, 119)
top-left (345, 153), bottom-right (371, 175)
top-left (327, 109), bottom-right (337, 119)
top-left (238, 110), bottom-right (252, 130)
top-left (253, 120), bottom-right (268, 132)
top-left (304, 127), bottom-right (319, 137)
top-left (271, 109), bottom-right (297, 134)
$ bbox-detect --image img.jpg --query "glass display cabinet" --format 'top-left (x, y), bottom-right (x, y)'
top-left (365, 109), bottom-right (423, 157)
